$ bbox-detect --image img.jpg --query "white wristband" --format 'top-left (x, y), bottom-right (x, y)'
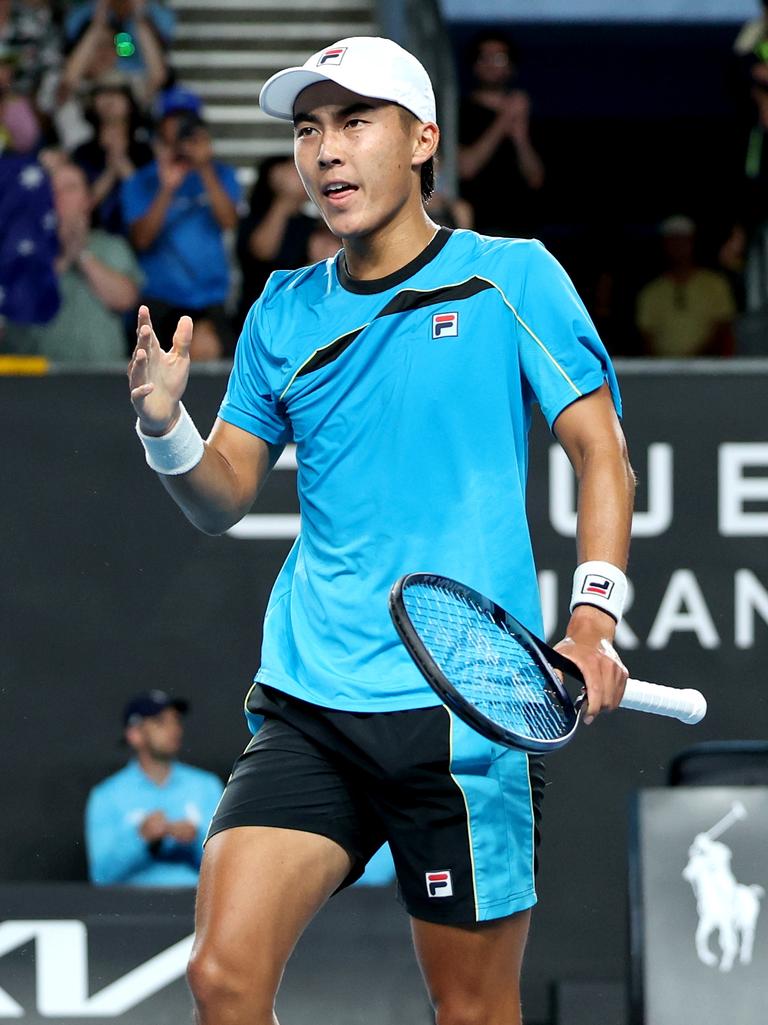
top-left (570, 561), bottom-right (628, 623)
top-left (135, 402), bottom-right (204, 475)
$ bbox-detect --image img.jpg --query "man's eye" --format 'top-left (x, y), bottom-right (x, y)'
top-left (295, 126), bottom-right (314, 137)
top-left (345, 119), bottom-right (365, 128)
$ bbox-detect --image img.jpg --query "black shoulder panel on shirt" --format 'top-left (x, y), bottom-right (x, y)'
top-left (296, 327), bottom-right (365, 378)
top-left (376, 277), bottom-right (495, 318)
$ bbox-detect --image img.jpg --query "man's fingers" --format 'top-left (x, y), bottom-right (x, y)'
top-left (583, 661), bottom-right (628, 724)
top-left (172, 315), bottom-right (194, 357)
top-left (135, 305), bottom-right (160, 352)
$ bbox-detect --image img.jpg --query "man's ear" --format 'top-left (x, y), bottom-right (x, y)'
top-left (124, 724), bottom-right (142, 751)
top-left (413, 121), bottom-right (440, 168)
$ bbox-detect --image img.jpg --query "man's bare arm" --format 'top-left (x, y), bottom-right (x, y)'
top-left (552, 383), bottom-right (636, 721)
top-left (156, 419), bottom-right (279, 535)
top-left (128, 306), bottom-right (279, 534)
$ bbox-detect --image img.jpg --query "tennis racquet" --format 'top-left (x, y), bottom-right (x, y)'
top-left (389, 573), bottom-right (707, 754)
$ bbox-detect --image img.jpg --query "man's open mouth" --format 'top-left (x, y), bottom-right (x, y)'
top-left (323, 182), bottom-right (358, 198)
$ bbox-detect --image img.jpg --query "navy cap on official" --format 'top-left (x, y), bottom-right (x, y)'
top-left (123, 689), bottom-right (189, 728)
top-left (259, 36), bottom-right (436, 124)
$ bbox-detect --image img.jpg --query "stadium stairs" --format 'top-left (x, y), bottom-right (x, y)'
top-left (168, 0), bottom-right (379, 185)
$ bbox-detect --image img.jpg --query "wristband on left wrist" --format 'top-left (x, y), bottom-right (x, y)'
top-left (570, 560), bottom-right (627, 624)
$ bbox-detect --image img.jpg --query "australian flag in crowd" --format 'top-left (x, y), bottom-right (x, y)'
top-left (0, 155), bottom-right (59, 326)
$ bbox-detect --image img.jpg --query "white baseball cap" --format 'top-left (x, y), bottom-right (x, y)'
top-left (259, 36), bottom-right (436, 124)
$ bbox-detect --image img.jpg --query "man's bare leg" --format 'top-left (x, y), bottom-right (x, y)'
top-left (188, 825), bottom-right (352, 1025)
top-left (411, 909), bottom-right (531, 1025)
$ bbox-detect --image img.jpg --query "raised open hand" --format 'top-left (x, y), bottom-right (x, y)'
top-left (128, 306), bottom-right (193, 435)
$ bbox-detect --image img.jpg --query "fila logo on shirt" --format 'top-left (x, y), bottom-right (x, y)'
top-left (432, 312), bottom-right (459, 338)
top-left (581, 574), bottom-right (615, 599)
top-left (317, 46), bottom-right (347, 66)
top-left (426, 870), bottom-right (453, 897)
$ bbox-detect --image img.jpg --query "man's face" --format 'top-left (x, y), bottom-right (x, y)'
top-left (53, 164), bottom-right (91, 225)
top-left (128, 707), bottom-right (184, 761)
top-left (93, 87), bottom-right (130, 122)
top-left (292, 82), bottom-right (425, 240)
top-left (473, 40), bottom-right (515, 89)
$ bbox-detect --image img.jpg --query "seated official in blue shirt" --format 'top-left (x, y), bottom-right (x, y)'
top-left (85, 690), bottom-right (223, 886)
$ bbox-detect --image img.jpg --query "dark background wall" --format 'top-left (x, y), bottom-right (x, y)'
top-left (447, 21), bottom-right (749, 354)
top-left (3, 365), bottom-right (767, 1020)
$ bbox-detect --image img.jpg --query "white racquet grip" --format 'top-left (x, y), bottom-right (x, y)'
top-left (620, 679), bottom-right (707, 725)
top-left (135, 402), bottom-right (204, 475)
top-left (570, 561), bottom-right (628, 623)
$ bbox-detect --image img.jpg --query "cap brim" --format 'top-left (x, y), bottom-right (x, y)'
top-left (259, 67), bottom-right (341, 120)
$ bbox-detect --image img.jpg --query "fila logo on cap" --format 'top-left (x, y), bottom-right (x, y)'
top-left (432, 312), bottom-right (458, 339)
top-left (426, 870), bottom-right (453, 897)
top-left (318, 46), bottom-right (347, 66)
top-left (582, 574), bottom-right (614, 598)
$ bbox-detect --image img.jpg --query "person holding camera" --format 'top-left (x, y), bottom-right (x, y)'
top-left (54, 0), bottom-right (168, 151)
top-left (122, 89), bottom-right (241, 360)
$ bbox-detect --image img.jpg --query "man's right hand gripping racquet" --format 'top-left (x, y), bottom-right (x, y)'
top-left (389, 573), bottom-right (707, 754)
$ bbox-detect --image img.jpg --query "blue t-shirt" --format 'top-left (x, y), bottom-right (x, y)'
top-left (219, 228), bottom-right (621, 720)
top-left (121, 162), bottom-right (241, 308)
top-left (85, 760), bottom-right (223, 886)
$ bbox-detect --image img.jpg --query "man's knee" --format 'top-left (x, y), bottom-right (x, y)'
top-left (187, 943), bottom-right (275, 1017)
top-left (433, 991), bottom-right (522, 1025)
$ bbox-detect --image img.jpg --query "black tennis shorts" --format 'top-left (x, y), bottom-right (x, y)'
top-left (207, 684), bottom-right (545, 924)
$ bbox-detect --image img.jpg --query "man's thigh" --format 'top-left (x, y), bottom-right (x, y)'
top-left (192, 824), bottom-right (353, 988)
top-left (206, 707), bottom-right (384, 882)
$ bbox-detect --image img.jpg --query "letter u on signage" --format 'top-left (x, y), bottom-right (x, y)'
top-left (549, 444), bottom-right (672, 537)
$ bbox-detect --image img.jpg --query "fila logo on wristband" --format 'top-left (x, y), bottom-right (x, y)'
top-left (570, 561), bottom-right (627, 622)
top-left (581, 575), bottom-right (614, 599)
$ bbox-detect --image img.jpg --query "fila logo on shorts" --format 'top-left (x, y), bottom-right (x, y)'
top-left (581, 574), bottom-right (614, 599)
top-left (426, 870), bottom-right (453, 897)
top-left (432, 312), bottom-right (458, 339)
top-left (317, 47), bottom-right (347, 66)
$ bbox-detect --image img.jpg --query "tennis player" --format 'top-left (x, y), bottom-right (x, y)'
top-left (128, 37), bottom-right (635, 1025)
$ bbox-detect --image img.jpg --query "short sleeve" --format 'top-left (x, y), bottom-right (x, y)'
top-left (218, 287), bottom-right (292, 445)
top-left (710, 274), bottom-right (737, 321)
top-left (515, 241), bottom-right (621, 427)
top-left (120, 169), bottom-right (153, 227)
top-left (215, 163), bottom-right (243, 206)
top-left (88, 231), bottom-right (145, 289)
top-left (635, 280), bottom-right (658, 335)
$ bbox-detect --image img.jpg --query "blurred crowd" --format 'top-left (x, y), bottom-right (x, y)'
top-left (1, 2), bottom-right (768, 361)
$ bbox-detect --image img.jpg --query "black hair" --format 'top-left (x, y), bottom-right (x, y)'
top-left (420, 157), bottom-right (435, 204)
top-left (466, 29), bottom-right (520, 69)
top-left (246, 154), bottom-right (296, 217)
top-left (84, 82), bottom-right (146, 138)
top-left (397, 107), bottom-right (435, 203)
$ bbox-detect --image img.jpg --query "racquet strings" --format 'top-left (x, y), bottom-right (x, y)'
top-left (403, 582), bottom-right (573, 741)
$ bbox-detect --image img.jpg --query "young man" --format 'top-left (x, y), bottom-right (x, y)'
top-left (85, 690), bottom-right (223, 886)
top-left (128, 37), bottom-right (634, 1025)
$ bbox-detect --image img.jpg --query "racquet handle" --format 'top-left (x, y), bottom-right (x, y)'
top-left (620, 679), bottom-right (707, 725)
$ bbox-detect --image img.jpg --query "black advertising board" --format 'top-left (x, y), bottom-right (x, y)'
top-left (3, 362), bottom-right (768, 1021)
